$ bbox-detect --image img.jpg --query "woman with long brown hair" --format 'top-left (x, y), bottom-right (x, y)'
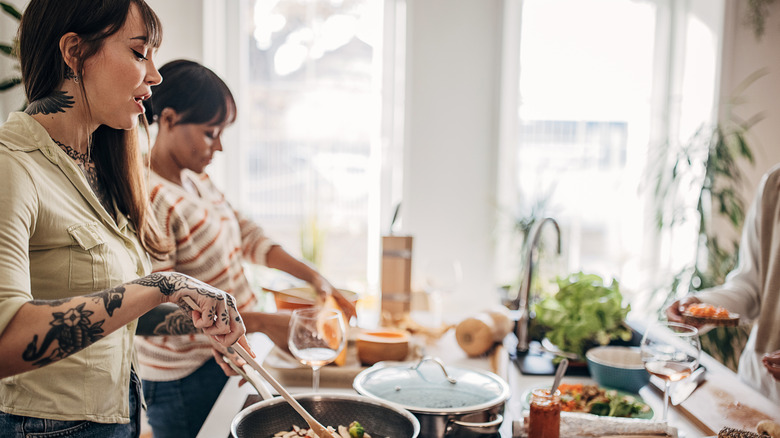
top-left (0, 1), bottom-right (248, 436)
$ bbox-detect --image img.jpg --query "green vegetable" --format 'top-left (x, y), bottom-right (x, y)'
top-left (532, 272), bottom-right (632, 359)
top-left (349, 421), bottom-right (364, 438)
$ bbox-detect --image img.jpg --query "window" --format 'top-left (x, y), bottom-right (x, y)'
top-left (498, 0), bottom-right (724, 307)
top-left (207, 0), bottom-right (392, 301)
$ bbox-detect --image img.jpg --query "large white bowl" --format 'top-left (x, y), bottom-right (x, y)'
top-left (586, 346), bottom-right (650, 394)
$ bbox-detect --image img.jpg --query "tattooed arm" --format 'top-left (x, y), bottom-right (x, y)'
top-left (136, 303), bottom-right (198, 336)
top-left (0, 272), bottom-right (246, 379)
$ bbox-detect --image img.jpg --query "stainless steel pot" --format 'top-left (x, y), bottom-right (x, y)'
top-left (353, 357), bottom-right (510, 437)
top-left (231, 392), bottom-right (420, 438)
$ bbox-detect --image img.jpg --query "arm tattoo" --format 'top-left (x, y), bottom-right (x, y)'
top-left (30, 287), bottom-right (124, 316)
top-left (22, 303), bottom-right (105, 367)
top-left (136, 304), bottom-right (197, 336)
top-left (25, 91), bottom-right (75, 115)
top-left (90, 285), bottom-right (125, 316)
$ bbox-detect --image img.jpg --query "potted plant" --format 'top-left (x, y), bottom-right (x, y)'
top-left (648, 70), bottom-right (766, 370)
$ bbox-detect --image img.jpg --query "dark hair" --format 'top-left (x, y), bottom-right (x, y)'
top-left (144, 59), bottom-right (236, 127)
top-left (18, 0), bottom-right (172, 259)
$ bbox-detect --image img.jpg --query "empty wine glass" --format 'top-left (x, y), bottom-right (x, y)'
top-left (640, 322), bottom-right (700, 421)
top-left (288, 307), bottom-right (346, 392)
top-left (422, 258), bottom-right (463, 326)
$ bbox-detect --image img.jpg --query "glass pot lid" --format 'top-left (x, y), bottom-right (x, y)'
top-left (352, 357), bottom-right (510, 413)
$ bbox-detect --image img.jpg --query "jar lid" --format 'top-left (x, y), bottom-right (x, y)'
top-left (352, 357), bottom-right (510, 413)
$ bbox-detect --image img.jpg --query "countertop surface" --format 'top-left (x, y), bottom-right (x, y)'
top-left (199, 314), bottom-right (780, 438)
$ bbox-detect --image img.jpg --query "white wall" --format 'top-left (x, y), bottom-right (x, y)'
top-left (403, 0), bottom-right (503, 313)
top-left (720, 0), bottom-right (780, 211)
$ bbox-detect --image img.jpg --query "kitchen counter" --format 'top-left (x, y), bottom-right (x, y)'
top-left (199, 314), bottom-right (780, 438)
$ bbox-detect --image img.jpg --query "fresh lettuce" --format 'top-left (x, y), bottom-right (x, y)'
top-left (531, 272), bottom-right (632, 359)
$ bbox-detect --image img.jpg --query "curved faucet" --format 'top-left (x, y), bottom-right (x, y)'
top-left (513, 217), bottom-right (561, 354)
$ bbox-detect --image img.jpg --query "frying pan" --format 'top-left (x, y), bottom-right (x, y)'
top-left (231, 393), bottom-right (420, 438)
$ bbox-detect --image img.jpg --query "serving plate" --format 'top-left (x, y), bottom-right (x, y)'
top-left (521, 385), bottom-right (654, 420)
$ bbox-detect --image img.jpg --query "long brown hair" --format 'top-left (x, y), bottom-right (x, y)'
top-left (18, 0), bottom-right (172, 259)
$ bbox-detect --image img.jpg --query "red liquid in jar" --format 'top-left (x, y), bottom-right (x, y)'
top-left (528, 388), bottom-right (560, 438)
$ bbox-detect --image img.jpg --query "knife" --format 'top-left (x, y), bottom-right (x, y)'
top-left (671, 365), bottom-right (707, 406)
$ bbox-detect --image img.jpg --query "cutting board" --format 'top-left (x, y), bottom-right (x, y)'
top-left (651, 371), bottom-right (780, 435)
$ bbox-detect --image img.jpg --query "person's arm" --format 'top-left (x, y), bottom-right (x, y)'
top-left (0, 272), bottom-right (247, 379)
top-left (763, 350), bottom-right (780, 380)
top-left (243, 310), bottom-right (292, 351)
top-left (666, 173), bottom-right (767, 322)
top-left (232, 206), bottom-right (357, 321)
top-left (136, 303), bottom-right (197, 336)
top-left (265, 245), bottom-right (357, 321)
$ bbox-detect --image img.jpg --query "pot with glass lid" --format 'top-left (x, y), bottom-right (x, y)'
top-left (353, 357), bottom-right (510, 437)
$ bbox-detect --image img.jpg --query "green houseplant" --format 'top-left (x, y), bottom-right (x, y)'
top-left (0, 1), bottom-right (22, 94)
top-left (649, 71), bottom-right (766, 370)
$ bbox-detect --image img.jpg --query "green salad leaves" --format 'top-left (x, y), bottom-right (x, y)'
top-left (532, 272), bottom-right (632, 359)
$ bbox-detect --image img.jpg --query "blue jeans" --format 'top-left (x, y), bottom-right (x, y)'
top-left (142, 358), bottom-right (228, 438)
top-left (0, 370), bottom-right (142, 438)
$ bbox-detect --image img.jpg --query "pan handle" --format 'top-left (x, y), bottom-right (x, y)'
top-left (447, 413), bottom-right (503, 434)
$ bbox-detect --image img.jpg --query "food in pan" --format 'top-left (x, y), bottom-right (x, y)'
top-left (274, 421), bottom-right (371, 438)
top-left (682, 303), bottom-right (740, 326)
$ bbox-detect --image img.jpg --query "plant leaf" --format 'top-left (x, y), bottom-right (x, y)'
top-left (0, 76), bottom-right (21, 91)
top-left (0, 2), bottom-right (21, 20)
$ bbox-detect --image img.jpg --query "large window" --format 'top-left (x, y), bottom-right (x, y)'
top-left (209, 0), bottom-right (389, 298)
top-left (499, 0), bottom-right (724, 307)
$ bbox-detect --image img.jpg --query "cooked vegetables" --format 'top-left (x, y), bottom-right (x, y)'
top-left (272, 423), bottom-right (372, 438)
top-left (555, 383), bottom-right (650, 418)
top-left (348, 421), bottom-right (364, 438)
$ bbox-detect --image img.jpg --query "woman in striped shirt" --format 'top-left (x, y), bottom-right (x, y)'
top-left (137, 59), bottom-right (356, 438)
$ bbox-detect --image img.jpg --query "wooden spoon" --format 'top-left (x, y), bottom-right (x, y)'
top-left (182, 297), bottom-right (335, 438)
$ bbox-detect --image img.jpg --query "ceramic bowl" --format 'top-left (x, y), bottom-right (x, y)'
top-left (585, 346), bottom-right (649, 394)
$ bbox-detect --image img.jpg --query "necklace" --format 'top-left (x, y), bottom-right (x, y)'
top-left (52, 139), bottom-right (90, 163)
top-left (52, 138), bottom-right (115, 220)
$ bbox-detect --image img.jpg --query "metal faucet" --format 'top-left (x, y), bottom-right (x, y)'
top-left (513, 217), bottom-right (561, 354)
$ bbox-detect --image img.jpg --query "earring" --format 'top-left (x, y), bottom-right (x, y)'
top-left (64, 66), bottom-right (79, 83)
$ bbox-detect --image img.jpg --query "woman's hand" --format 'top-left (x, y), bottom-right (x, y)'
top-left (310, 275), bottom-right (357, 321)
top-left (244, 311), bottom-right (292, 354)
top-left (665, 296), bottom-right (702, 325)
top-left (763, 350), bottom-right (780, 380)
top-left (132, 272), bottom-right (247, 348)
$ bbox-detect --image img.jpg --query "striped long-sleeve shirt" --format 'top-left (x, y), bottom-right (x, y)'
top-left (136, 169), bottom-right (276, 381)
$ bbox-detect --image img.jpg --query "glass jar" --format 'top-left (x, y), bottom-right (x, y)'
top-left (528, 388), bottom-right (561, 438)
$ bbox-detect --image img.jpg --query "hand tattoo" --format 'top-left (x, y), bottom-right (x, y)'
top-left (23, 303), bottom-right (105, 367)
top-left (25, 91), bottom-right (75, 115)
top-left (132, 273), bottom-right (242, 323)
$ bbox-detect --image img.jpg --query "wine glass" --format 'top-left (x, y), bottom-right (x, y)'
top-left (640, 322), bottom-right (700, 421)
top-left (288, 307), bottom-right (346, 392)
top-left (421, 258), bottom-right (463, 326)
